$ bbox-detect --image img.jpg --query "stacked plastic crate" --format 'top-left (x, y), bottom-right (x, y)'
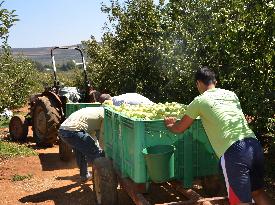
top-left (65, 102), bottom-right (101, 117)
top-left (103, 106), bottom-right (219, 188)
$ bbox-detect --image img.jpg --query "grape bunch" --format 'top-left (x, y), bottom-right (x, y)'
top-left (105, 102), bottom-right (187, 120)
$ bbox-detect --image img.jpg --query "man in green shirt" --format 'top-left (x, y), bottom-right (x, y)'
top-left (164, 67), bottom-right (273, 205)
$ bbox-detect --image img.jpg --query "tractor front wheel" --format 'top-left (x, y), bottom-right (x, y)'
top-left (9, 115), bottom-right (28, 141)
top-left (32, 96), bottom-right (61, 146)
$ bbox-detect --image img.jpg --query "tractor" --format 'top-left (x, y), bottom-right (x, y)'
top-left (9, 46), bottom-right (97, 152)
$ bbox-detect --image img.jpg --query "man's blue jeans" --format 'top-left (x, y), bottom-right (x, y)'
top-left (58, 129), bottom-right (104, 179)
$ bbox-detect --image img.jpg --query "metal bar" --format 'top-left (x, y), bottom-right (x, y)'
top-left (115, 169), bottom-right (150, 205)
top-left (114, 171), bottom-right (229, 205)
top-left (161, 196), bottom-right (229, 205)
top-left (169, 181), bottom-right (202, 200)
top-left (167, 181), bottom-right (229, 205)
top-left (197, 197), bottom-right (229, 204)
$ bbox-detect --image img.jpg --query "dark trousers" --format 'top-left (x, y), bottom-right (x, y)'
top-left (58, 129), bottom-right (104, 178)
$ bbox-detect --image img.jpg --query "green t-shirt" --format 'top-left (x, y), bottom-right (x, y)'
top-left (185, 88), bottom-right (255, 158)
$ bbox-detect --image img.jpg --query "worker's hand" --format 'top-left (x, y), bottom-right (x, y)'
top-left (164, 117), bottom-right (177, 128)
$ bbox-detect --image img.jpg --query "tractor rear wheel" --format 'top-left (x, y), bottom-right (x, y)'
top-left (59, 138), bottom-right (74, 161)
top-left (32, 96), bottom-right (61, 146)
top-left (9, 115), bottom-right (28, 141)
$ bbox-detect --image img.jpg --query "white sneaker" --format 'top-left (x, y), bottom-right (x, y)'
top-left (80, 173), bottom-right (93, 183)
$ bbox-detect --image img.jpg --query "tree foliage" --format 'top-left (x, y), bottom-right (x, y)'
top-left (84, 0), bottom-right (172, 102)
top-left (0, 2), bottom-right (43, 110)
top-left (0, 1), bottom-right (18, 53)
top-left (0, 54), bottom-right (42, 110)
top-left (84, 0), bottom-right (274, 136)
top-left (169, 0), bottom-right (275, 135)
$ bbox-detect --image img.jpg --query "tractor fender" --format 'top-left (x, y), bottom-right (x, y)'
top-left (30, 91), bottom-right (63, 119)
top-left (29, 93), bottom-right (42, 111)
top-left (41, 91), bottom-right (64, 117)
top-left (29, 93), bottom-right (42, 103)
top-left (42, 91), bottom-right (63, 107)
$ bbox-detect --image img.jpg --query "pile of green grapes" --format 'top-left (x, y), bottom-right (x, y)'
top-left (106, 102), bottom-right (187, 120)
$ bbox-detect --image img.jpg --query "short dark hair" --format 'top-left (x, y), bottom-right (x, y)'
top-left (195, 66), bottom-right (216, 85)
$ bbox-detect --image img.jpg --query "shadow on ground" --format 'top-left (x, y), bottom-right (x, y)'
top-left (18, 181), bottom-right (192, 205)
top-left (19, 183), bottom-right (134, 205)
top-left (19, 183), bottom-right (95, 205)
top-left (38, 152), bottom-right (78, 171)
top-left (55, 174), bottom-right (80, 183)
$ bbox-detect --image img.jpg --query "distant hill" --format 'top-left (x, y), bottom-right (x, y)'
top-left (12, 46), bottom-right (84, 65)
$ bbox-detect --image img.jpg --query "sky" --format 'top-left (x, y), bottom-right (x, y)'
top-left (4, 0), bottom-right (116, 48)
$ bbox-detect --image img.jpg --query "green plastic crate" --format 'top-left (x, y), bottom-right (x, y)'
top-left (65, 103), bottom-right (101, 117)
top-left (173, 120), bottom-right (219, 187)
top-left (103, 107), bottom-right (219, 187)
top-left (104, 109), bottom-right (122, 169)
top-left (121, 117), bottom-right (181, 183)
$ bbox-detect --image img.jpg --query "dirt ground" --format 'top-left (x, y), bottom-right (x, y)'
top-left (0, 130), bottom-right (134, 205)
top-left (0, 107), bottom-right (274, 205)
top-left (1, 106), bottom-right (195, 205)
top-left (0, 126), bottom-right (198, 205)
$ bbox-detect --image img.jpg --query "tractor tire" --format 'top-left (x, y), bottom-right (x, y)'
top-left (59, 138), bottom-right (74, 161)
top-left (92, 157), bottom-right (118, 205)
top-left (9, 115), bottom-right (28, 141)
top-left (32, 96), bottom-right (61, 147)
